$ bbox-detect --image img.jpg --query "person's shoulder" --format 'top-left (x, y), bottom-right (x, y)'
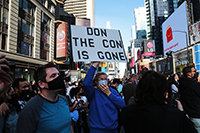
top-left (23, 95), bottom-right (43, 110)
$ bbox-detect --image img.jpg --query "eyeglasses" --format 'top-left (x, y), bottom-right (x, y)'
top-left (98, 78), bottom-right (108, 81)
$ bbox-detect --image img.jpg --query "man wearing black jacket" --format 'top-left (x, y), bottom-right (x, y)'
top-left (179, 66), bottom-right (200, 132)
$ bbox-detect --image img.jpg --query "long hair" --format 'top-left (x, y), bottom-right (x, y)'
top-left (70, 87), bottom-right (82, 99)
top-left (167, 75), bottom-right (178, 94)
top-left (135, 71), bottom-right (168, 104)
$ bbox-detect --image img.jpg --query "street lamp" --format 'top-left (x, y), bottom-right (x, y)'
top-left (172, 30), bottom-right (190, 65)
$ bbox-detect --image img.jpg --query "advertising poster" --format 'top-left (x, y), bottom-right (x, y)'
top-left (189, 21), bottom-right (200, 45)
top-left (57, 23), bottom-right (66, 58)
top-left (162, 2), bottom-right (189, 56)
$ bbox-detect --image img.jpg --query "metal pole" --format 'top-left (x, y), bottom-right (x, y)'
top-left (172, 30), bottom-right (190, 66)
top-left (185, 32), bottom-right (190, 66)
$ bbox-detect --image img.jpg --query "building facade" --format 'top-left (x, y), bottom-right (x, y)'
top-left (0, 0), bottom-right (56, 81)
top-left (64, 0), bottom-right (95, 27)
top-left (145, 0), bottom-right (178, 56)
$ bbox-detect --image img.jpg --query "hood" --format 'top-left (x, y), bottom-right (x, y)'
top-left (179, 77), bottom-right (196, 90)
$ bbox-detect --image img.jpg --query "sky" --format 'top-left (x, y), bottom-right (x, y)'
top-left (95, 0), bottom-right (145, 77)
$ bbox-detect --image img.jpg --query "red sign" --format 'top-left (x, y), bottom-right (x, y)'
top-left (131, 57), bottom-right (134, 67)
top-left (56, 23), bottom-right (66, 58)
top-left (166, 25), bottom-right (173, 43)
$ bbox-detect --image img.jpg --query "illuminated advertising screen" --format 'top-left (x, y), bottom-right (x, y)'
top-left (162, 1), bottom-right (189, 56)
top-left (56, 23), bottom-right (66, 58)
top-left (141, 40), bottom-right (156, 57)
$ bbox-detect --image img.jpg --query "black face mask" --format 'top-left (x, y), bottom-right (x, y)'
top-left (46, 76), bottom-right (65, 90)
top-left (21, 90), bottom-right (30, 96)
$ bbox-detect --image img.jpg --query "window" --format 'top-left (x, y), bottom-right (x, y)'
top-left (19, 0), bottom-right (22, 8)
top-left (17, 0), bottom-right (35, 56)
top-left (23, 0), bottom-right (28, 13)
top-left (40, 12), bottom-right (50, 60)
top-left (3, 7), bottom-right (8, 24)
top-left (1, 34), bottom-right (7, 50)
top-left (0, 1), bottom-right (9, 50)
top-left (21, 0), bottom-right (35, 16)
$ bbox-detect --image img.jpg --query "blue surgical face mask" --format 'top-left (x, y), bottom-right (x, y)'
top-left (98, 80), bottom-right (108, 88)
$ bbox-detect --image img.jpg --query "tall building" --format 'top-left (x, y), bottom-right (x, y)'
top-left (0, 0), bottom-right (56, 81)
top-left (134, 7), bottom-right (147, 31)
top-left (178, 0), bottom-right (200, 26)
top-left (145, 0), bottom-right (178, 56)
top-left (64, 0), bottom-right (95, 27)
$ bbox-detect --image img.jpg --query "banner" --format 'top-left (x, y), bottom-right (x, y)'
top-left (57, 23), bottom-right (66, 58)
top-left (70, 25), bottom-right (127, 63)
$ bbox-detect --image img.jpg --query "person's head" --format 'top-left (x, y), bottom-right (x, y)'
top-left (1, 86), bottom-right (15, 102)
top-left (167, 75), bottom-right (178, 94)
top-left (93, 72), bottom-right (108, 88)
top-left (129, 74), bottom-right (137, 83)
top-left (182, 66), bottom-right (196, 78)
top-left (112, 78), bottom-right (121, 87)
top-left (136, 71), bottom-right (168, 104)
top-left (33, 62), bottom-right (65, 92)
top-left (12, 78), bottom-right (29, 96)
top-left (70, 87), bottom-right (83, 98)
top-left (174, 73), bottom-right (179, 81)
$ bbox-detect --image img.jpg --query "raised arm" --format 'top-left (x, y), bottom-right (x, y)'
top-left (83, 62), bottom-right (99, 101)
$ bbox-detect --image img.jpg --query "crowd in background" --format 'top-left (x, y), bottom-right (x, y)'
top-left (0, 55), bottom-right (200, 133)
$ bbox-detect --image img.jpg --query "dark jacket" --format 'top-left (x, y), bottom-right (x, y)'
top-left (179, 77), bottom-right (200, 118)
top-left (122, 83), bottom-right (136, 105)
top-left (121, 103), bottom-right (197, 133)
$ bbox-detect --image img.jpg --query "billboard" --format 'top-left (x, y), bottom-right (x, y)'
top-left (70, 25), bottom-right (127, 63)
top-left (56, 23), bottom-right (67, 58)
top-left (141, 40), bottom-right (156, 58)
top-left (189, 21), bottom-right (200, 45)
top-left (162, 1), bottom-right (189, 56)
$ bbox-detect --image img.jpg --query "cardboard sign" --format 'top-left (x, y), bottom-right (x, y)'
top-left (70, 25), bottom-right (127, 63)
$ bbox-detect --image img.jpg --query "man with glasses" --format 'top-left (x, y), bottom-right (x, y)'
top-left (179, 66), bottom-right (200, 132)
top-left (83, 62), bottom-right (125, 133)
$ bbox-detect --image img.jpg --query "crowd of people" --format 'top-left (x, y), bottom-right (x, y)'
top-left (0, 55), bottom-right (200, 133)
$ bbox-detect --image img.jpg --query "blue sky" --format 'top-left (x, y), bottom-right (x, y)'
top-left (95, 0), bottom-right (145, 76)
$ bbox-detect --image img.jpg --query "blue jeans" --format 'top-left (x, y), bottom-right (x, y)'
top-left (190, 118), bottom-right (200, 133)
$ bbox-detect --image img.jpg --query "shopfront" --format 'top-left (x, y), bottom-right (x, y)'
top-left (156, 57), bottom-right (173, 76)
top-left (173, 49), bottom-right (193, 75)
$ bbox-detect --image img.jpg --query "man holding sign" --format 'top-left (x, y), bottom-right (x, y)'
top-left (83, 62), bottom-right (125, 133)
top-left (71, 25), bottom-right (127, 63)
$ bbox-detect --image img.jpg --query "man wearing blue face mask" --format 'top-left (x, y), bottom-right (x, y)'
top-left (83, 62), bottom-right (125, 133)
